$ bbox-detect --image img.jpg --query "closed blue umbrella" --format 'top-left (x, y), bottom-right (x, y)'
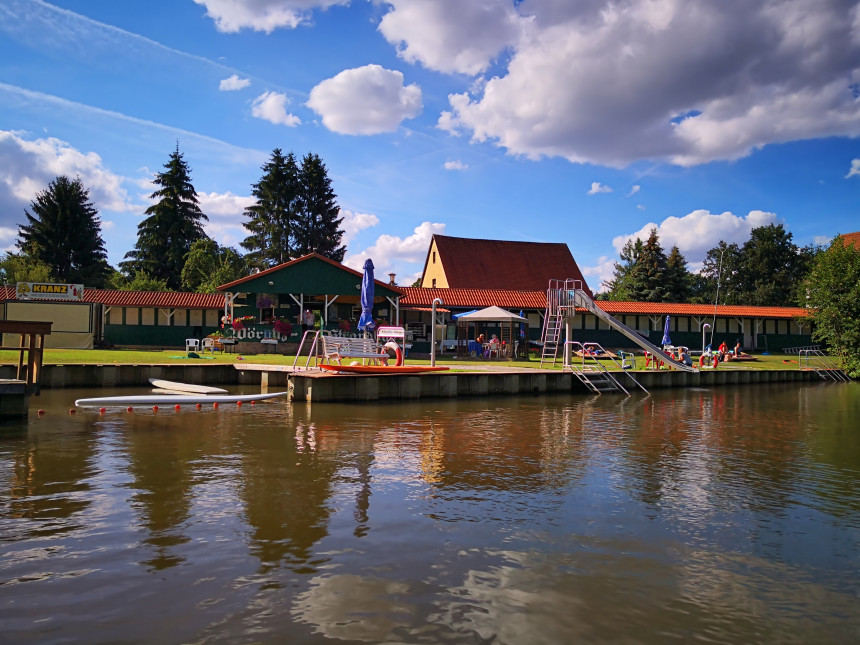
top-left (358, 259), bottom-right (375, 333)
top-left (661, 315), bottom-right (672, 347)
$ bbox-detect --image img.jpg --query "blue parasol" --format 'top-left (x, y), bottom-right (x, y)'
top-left (358, 259), bottom-right (376, 333)
top-left (661, 315), bottom-right (672, 347)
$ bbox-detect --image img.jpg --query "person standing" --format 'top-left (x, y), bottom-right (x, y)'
top-left (304, 309), bottom-right (315, 333)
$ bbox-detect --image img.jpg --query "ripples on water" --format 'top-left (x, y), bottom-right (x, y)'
top-left (0, 383), bottom-right (858, 644)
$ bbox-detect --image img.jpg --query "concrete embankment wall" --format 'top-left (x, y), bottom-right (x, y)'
top-left (0, 364), bottom-right (824, 402)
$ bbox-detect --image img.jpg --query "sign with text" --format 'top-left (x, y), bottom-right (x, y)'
top-left (16, 282), bottom-right (84, 301)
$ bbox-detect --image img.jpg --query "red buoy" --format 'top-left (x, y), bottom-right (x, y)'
top-left (237, 401), bottom-right (243, 407)
top-left (195, 403), bottom-right (201, 409)
top-left (175, 404), bottom-right (181, 410)
top-left (68, 409), bottom-right (76, 414)
top-left (99, 407), bottom-right (106, 414)
top-left (152, 405), bottom-right (159, 411)
top-left (38, 409), bottom-right (45, 415)
top-left (213, 402), bottom-right (219, 408)
top-left (127, 406), bottom-right (133, 412)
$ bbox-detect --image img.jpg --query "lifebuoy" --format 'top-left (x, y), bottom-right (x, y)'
top-left (393, 345), bottom-right (404, 367)
top-left (713, 355), bottom-right (719, 368)
top-left (699, 353), bottom-right (708, 367)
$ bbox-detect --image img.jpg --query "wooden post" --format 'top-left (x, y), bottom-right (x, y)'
top-left (0, 321), bottom-right (52, 395)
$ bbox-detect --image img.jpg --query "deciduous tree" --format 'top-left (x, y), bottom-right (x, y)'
top-left (181, 238), bottom-right (247, 293)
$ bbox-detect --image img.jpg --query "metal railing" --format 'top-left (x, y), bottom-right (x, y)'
top-left (799, 349), bottom-right (850, 382)
top-left (563, 341), bottom-right (649, 394)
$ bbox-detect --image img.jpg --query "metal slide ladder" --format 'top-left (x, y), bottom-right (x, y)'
top-left (541, 279), bottom-right (580, 367)
top-left (291, 330), bottom-right (322, 371)
top-left (564, 342), bottom-right (648, 395)
top-left (538, 280), bottom-right (698, 373)
top-left (799, 349), bottom-right (850, 382)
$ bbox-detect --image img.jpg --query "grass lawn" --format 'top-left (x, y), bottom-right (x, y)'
top-left (0, 347), bottom-right (825, 372)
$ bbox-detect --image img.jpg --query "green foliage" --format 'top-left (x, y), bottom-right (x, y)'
top-left (802, 236), bottom-right (860, 377)
top-left (121, 145), bottom-right (208, 289)
top-left (181, 238), bottom-right (247, 293)
top-left (694, 225), bottom-right (813, 306)
top-left (241, 149), bottom-right (300, 268)
top-left (17, 175), bottom-right (110, 286)
top-left (0, 252), bottom-right (54, 284)
top-left (113, 271), bottom-right (172, 292)
top-left (294, 153), bottom-right (346, 262)
top-left (603, 230), bottom-right (690, 302)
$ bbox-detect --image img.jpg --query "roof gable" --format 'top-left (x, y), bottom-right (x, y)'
top-left (428, 235), bottom-right (592, 295)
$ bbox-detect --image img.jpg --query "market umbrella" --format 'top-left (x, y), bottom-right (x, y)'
top-left (357, 258), bottom-right (376, 334)
top-left (661, 315), bottom-right (672, 347)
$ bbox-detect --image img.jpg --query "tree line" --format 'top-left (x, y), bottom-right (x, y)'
top-left (3, 145), bottom-right (346, 293)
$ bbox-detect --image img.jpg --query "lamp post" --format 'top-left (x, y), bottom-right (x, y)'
top-left (431, 297), bottom-right (443, 367)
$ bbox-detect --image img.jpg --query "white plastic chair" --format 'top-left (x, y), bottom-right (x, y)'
top-left (202, 338), bottom-right (220, 353)
top-left (185, 338), bottom-right (200, 352)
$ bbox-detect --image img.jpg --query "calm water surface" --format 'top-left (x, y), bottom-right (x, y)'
top-left (1, 382), bottom-right (858, 644)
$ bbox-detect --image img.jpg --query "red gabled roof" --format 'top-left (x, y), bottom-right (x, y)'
top-left (401, 287), bottom-right (546, 309)
top-left (429, 235), bottom-right (592, 295)
top-left (838, 232), bottom-right (860, 248)
top-left (401, 287), bottom-right (809, 319)
top-left (0, 286), bottom-right (224, 309)
top-left (216, 252), bottom-right (403, 293)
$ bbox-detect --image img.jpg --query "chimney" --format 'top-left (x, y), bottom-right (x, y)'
top-left (388, 273), bottom-right (396, 285)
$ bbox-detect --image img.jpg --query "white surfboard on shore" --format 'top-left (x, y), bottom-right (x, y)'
top-left (148, 378), bottom-right (227, 394)
top-left (76, 391), bottom-right (287, 407)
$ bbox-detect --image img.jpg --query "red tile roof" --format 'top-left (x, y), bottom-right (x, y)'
top-left (428, 235), bottom-right (592, 295)
top-left (401, 287), bottom-right (808, 318)
top-left (0, 286), bottom-right (224, 309)
top-left (838, 232), bottom-right (860, 248)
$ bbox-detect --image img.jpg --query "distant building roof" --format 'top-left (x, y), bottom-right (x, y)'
top-left (425, 235), bottom-right (592, 294)
top-left (838, 231), bottom-right (860, 248)
top-left (401, 287), bottom-right (808, 318)
top-left (1, 286), bottom-right (224, 309)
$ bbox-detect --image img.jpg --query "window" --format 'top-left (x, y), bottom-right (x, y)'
top-left (432, 251), bottom-right (436, 264)
top-left (125, 308), bottom-right (139, 325)
top-left (189, 310), bottom-right (203, 326)
top-left (432, 278), bottom-right (436, 287)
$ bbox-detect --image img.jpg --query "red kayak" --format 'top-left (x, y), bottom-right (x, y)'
top-left (320, 364), bottom-right (450, 374)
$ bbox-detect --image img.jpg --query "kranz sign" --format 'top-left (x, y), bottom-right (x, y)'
top-left (16, 282), bottom-right (84, 301)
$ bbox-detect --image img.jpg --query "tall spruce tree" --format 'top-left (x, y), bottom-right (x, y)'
top-left (17, 175), bottom-right (110, 286)
top-left (241, 149), bottom-right (300, 268)
top-left (294, 153), bottom-right (346, 262)
top-left (121, 146), bottom-right (207, 289)
top-left (627, 229), bottom-right (671, 302)
top-left (665, 245), bottom-right (692, 302)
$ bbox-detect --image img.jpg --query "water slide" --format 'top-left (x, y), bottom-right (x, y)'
top-left (571, 290), bottom-right (699, 373)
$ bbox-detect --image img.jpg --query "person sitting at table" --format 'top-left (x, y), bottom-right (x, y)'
top-left (476, 333), bottom-right (485, 345)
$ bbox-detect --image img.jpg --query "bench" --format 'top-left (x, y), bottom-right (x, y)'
top-left (320, 334), bottom-right (388, 365)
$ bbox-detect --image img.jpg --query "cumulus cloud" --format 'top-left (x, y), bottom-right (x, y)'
top-left (339, 209), bottom-right (380, 247)
top-left (378, 0), bottom-right (521, 75)
top-left (580, 255), bottom-right (617, 294)
top-left (193, 0), bottom-right (348, 33)
top-left (198, 191), bottom-right (255, 217)
top-left (251, 91), bottom-right (301, 126)
top-left (307, 65), bottom-right (422, 135)
top-left (587, 182), bottom-right (612, 195)
top-left (433, 0), bottom-right (860, 167)
top-left (0, 130), bottom-right (137, 245)
top-left (612, 209), bottom-right (779, 266)
top-left (848, 158), bottom-right (860, 178)
top-left (219, 74), bottom-right (251, 91)
top-left (343, 221), bottom-right (445, 284)
top-left (443, 159), bottom-right (468, 171)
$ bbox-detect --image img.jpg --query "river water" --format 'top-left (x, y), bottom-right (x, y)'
top-left (1, 382), bottom-right (858, 644)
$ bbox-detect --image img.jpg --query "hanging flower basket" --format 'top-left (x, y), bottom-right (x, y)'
top-left (273, 318), bottom-right (292, 336)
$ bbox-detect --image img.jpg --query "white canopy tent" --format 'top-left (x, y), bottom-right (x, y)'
top-left (455, 306), bottom-right (527, 323)
top-left (455, 306), bottom-right (528, 358)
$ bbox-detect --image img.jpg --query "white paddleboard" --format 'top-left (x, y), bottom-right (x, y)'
top-left (76, 392), bottom-right (287, 407)
top-left (148, 378), bottom-right (228, 394)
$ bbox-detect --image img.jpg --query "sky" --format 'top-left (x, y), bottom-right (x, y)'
top-left (1, 0), bottom-right (859, 292)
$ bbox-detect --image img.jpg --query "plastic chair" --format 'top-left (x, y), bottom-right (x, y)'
top-left (202, 338), bottom-right (221, 353)
top-left (185, 338), bottom-right (200, 352)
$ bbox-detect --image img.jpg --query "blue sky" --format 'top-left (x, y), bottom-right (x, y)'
top-left (1, 0), bottom-right (859, 291)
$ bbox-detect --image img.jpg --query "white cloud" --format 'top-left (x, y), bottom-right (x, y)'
top-left (307, 65), bottom-right (422, 135)
top-left (251, 91), bottom-right (301, 126)
top-left (378, 0), bottom-right (522, 75)
top-left (193, 0), bottom-right (349, 34)
top-left (434, 0), bottom-right (860, 167)
top-left (219, 74), bottom-right (251, 91)
top-left (847, 158), bottom-right (860, 178)
top-left (587, 181), bottom-right (612, 195)
top-left (443, 159), bottom-right (468, 171)
top-left (0, 130), bottom-right (137, 238)
top-left (813, 235), bottom-right (834, 246)
top-left (628, 185), bottom-right (641, 196)
top-left (339, 209), bottom-right (380, 247)
top-left (343, 221), bottom-right (445, 285)
top-left (580, 255), bottom-right (616, 294)
top-left (198, 191), bottom-right (255, 217)
top-left (612, 209), bottom-right (779, 265)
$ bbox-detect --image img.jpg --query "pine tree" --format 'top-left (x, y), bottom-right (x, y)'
top-left (665, 245), bottom-right (692, 302)
top-left (241, 149), bottom-right (300, 268)
top-left (294, 153), bottom-right (346, 262)
top-left (627, 229), bottom-right (671, 302)
top-left (121, 146), bottom-right (208, 289)
top-left (17, 175), bottom-right (110, 286)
